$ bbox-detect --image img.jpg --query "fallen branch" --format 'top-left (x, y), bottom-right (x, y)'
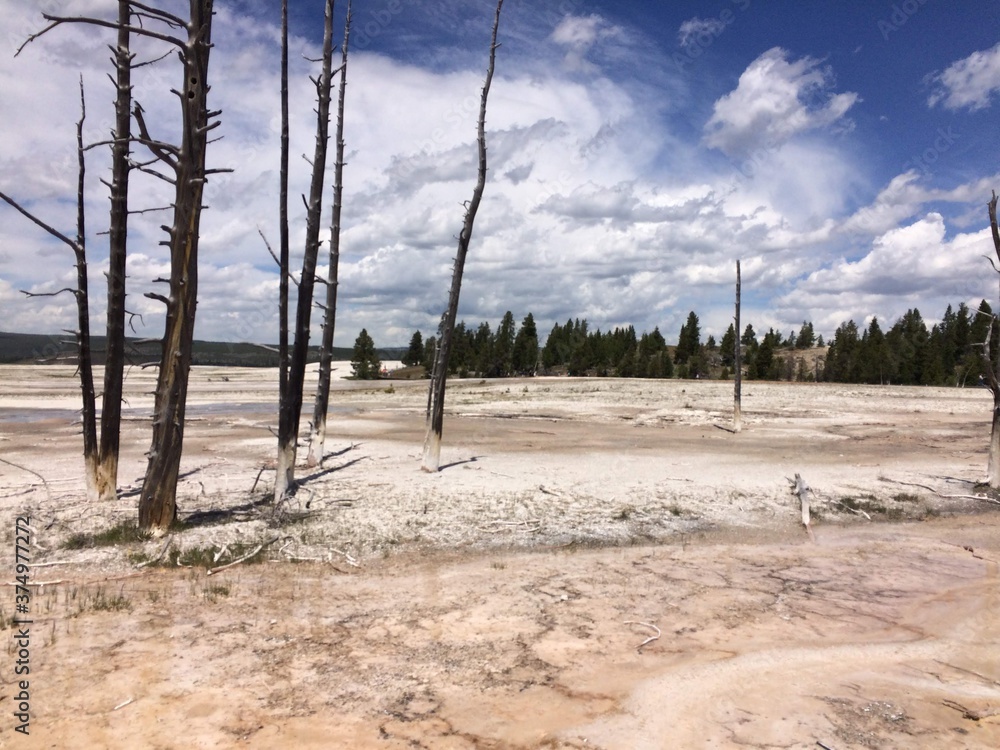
top-left (881, 477), bottom-right (1000, 505)
top-left (112, 697), bottom-right (134, 711)
top-left (0, 457), bottom-right (52, 502)
top-left (3, 579), bottom-right (65, 587)
top-left (624, 620), bottom-right (661, 652)
top-left (835, 501), bottom-right (871, 520)
top-left (941, 698), bottom-right (1000, 721)
top-left (206, 536), bottom-right (282, 576)
top-left (330, 548), bottom-right (360, 568)
top-left (135, 535), bottom-right (174, 569)
top-left (30, 560), bottom-right (82, 568)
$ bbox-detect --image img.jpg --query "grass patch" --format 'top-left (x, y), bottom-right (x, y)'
top-left (90, 587), bottom-right (132, 613)
top-left (63, 521), bottom-right (151, 550)
top-left (203, 583), bottom-right (231, 603)
top-left (892, 493), bottom-right (920, 504)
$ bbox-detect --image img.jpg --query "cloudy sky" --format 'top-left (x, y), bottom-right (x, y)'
top-left (2, 0), bottom-right (1000, 349)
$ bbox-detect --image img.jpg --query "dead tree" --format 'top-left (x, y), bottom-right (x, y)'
top-left (6, 3), bottom-right (135, 503)
top-left (95, 0), bottom-right (133, 502)
top-left (422, 0), bottom-right (504, 472)
top-left (982, 191), bottom-right (1000, 488)
top-left (135, 0), bottom-right (221, 531)
top-left (0, 81), bottom-right (99, 500)
top-left (269, 0), bottom-right (293, 491)
top-left (275, 0), bottom-right (338, 500)
top-left (307, 2), bottom-right (352, 468)
top-left (734, 259), bottom-right (742, 433)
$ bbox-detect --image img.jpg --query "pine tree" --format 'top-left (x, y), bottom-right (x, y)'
top-left (403, 331), bottom-right (424, 366)
top-left (512, 313), bottom-right (539, 375)
top-left (675, 311), bottom-right (701, 364)
top-left (351, 329), bottom-right (381, 379)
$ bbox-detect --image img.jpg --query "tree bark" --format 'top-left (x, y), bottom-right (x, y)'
top-left (273, 0), bottom-right (294, 496)
top-left (985, 192), bottom-right (1000, 488)
top-left (0, 86), bottom-right (99, 502)
top-left (95, 0), bottom-right (132, 502)
top-left (72, 80), bottom-right (99, 503)
top-left (734, 259), bottom-right (742, 433)
top-left (422, 0), bottom-right (503, 472)
top-left (276, 0), bottom-right (337, 499)
top-left (308, 2), bottom-right (352, 468)
top-left (138, 0), bottom-right (217, 532)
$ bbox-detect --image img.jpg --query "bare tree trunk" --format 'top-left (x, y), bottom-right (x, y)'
top-left (72, 80), bottom-right (100, 503)
top-left (274, 0), bottom-right (294, 495)
top-left (276, 0), bottom-right (337, 499)
top-left (422, 0), bottom-right (503, 472)
top-left (734, 259), bottom-right (742, 433)
top-left (308, 2), bottom-right (352, 469)
top-left (95, 0), bottom-right (132, 502)
top-left (138, 0), bottom-right (218, 532)
top-left (0, 79), bottom-right (98, 501)
top-left (984, 192), bottom-right (1000, 488)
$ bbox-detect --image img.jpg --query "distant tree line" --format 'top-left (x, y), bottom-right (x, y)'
top-left (822, 301), bottom-right (995, 386)
top-left (384, 299), bottom-right (996, 386)
top-left (400, 311), bottom-right (539, 377)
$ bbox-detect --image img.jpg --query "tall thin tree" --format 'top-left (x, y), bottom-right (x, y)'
top-left (0, 81), bottom-right (98, 499)
top-left (734, 259), bottom-right (742, 433)
top-left (422, 0), bottom-right (504, 472)
top-left (308, 1), bottom-right (352, 468)
top-left (275, 0), bottom-right (338, 499)
top-left (136, 0), bottom-right (222, 531)
top-left (981, 191), bottom-right (1000, 487)
top-left (95, 0), bottom-right (133, 502)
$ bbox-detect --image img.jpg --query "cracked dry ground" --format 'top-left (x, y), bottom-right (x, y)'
top-left (13, 514), bottom-right (1000, 749)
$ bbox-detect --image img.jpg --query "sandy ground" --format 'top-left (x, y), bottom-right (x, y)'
top-left (0, 364), bottom-right (999, 748)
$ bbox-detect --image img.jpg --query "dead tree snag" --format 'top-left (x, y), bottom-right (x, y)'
top-left (308, 2), bottom-right (352, 468)
top-left (137, 0), bottom-right (221, 532)
top-left (275, 0), bottom-right (338, 500)
top-left (422, 0), bottom-right (503, 472)
top-left (982, 191), bottom-right (1000, 489)
top-left (734, 259), bottom-right (742, 433)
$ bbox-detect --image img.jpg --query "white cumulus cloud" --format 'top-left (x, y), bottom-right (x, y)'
top-left (703, 47), bottom-right (858, 157)
top-left (927, 41), bottom-right (1000, 111)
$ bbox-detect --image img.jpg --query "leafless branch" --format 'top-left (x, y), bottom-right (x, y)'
top-left (21, 287), bottom-right (78, 299)
top-left (18, 16), bottom-right (184, 57)
top-left (0, 192), bottom-right (78, 249)
top-left (206, 535), bottom-right (284, 576)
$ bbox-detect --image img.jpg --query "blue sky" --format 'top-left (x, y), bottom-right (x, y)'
top-left (2, 0), bottom-right (999, 348)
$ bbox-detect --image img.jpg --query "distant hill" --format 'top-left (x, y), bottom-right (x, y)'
top-left (0, 332), bottom-right (405, 368)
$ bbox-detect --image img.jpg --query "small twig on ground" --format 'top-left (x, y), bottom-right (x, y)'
top-left (31, 560), bottom-right (82, 568)
top-left (835, 501), bottom-right (872, 520)
top-left (816, 742), bottom-right (836, 750)
top-left (250, 464), bottom-right (270, 493)
top-left (624, 620), bottom-right (661, 652)
top-left (207, 536), bottom-right (283, 576)
top-left (881, 477), bottom-right (1000, 505)
top-left (136, 535), bottom-right (174, 569)
top-left (3, 579), bottom-right (65, 587)
top-left (330, 548), bottom-right (360, 568)
top-left (113, 698), bottom-right (134, 711)
top-left (0, 457), bottom-right (51, 502)
top-left (941, 698), bottom-right (1000, 721)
